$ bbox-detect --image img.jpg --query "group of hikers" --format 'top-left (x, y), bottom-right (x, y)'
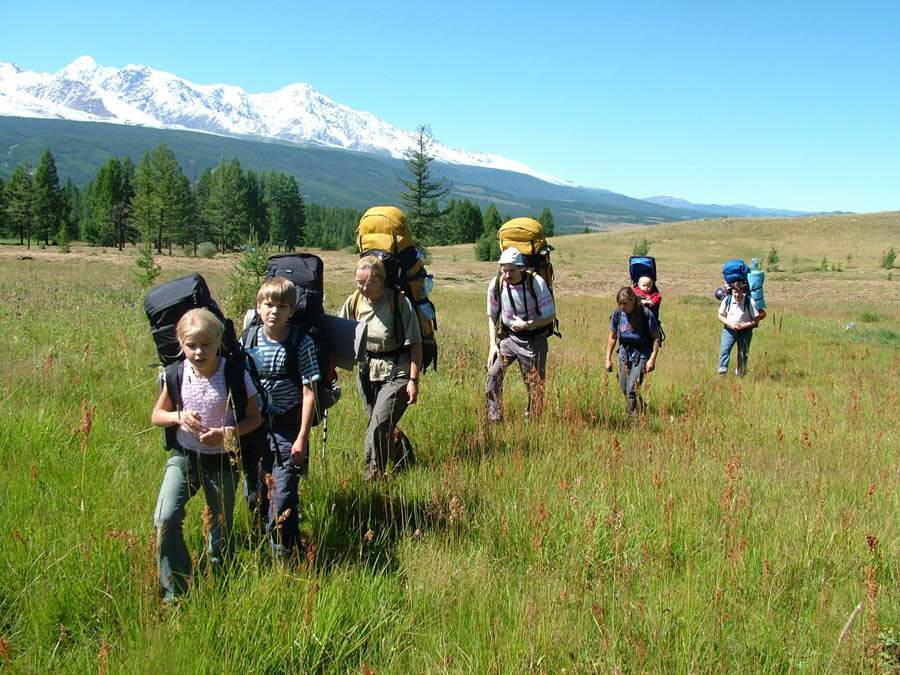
top-left (147, 207), bottom-right (765, 604)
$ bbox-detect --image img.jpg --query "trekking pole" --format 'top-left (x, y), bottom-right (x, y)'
top-left (320, 408), bottom-right (328, 477)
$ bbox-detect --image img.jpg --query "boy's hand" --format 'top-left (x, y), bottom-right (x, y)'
top-left (406, 379), bottom-right (419, 405)
top-left (487, 344), bottom-right (499, 366)
top-left (290, 439), bottom-right (308, 467)
top-left (605, 358), bottom-right (613, 372)
top-left (508, 317), bottom-right (528, 332)
top-left (645, 358), bottom-right (656, 372)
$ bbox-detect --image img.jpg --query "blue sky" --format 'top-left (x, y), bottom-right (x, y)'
top-left (2, 0), bottom-right (899, 213)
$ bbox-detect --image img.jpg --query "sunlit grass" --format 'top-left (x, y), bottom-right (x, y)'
top-left (0, 212), bottom-right (898, 671)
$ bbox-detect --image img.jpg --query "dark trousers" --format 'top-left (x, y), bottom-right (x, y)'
top-left (263, 406), bottom-right (307, 560)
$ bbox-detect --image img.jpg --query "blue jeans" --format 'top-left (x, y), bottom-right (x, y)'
top-left (153, 449), bottom-right (238, 600)
top-left (263, 407), bottom-right (307, 561)
top-left (718, 327), bottom-right (753, 374)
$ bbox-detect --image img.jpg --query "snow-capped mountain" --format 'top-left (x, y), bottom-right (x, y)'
top-left (0, 56), bottom-right (568, 184)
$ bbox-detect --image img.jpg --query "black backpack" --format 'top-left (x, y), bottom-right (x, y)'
top-left (144, 273), bottom-right (240, 365)
top-left (242, 253), bottom-right (340, 427)
top-left (144, 273), bottom-right (265, 452)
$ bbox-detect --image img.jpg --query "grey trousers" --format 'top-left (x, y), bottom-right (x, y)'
top-left (619, 348), bottom-right (649, 413)
top-left (357, 373), bottom-right (412, 476)
top-left (153, 449), bottom-right (238, 600)
top-left (485, 333), bottom-right (548, 421)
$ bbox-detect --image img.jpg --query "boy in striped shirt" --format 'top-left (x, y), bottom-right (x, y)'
top-left (247, 278), bottom-right (320, 561)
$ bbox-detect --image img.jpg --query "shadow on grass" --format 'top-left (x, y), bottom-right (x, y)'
top-left (300, 481), bottom-right (480, 575)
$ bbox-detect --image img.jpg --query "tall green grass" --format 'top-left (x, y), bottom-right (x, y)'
top-left (1, 218), bottom-right (898, 672)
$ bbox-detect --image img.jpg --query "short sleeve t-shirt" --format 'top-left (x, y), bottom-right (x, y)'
top-left (718, 294), bottom-right (758, 325)
top-left (610, 308), bottom-right (659, 358)
top-left (339, 291), bottom-right (422, 381)
top-left (486, 273), bottom-right (556, 327)
top-left (175, 358), bottom-right (258, 454)
top-left (247, 327), bottom-right (320, 414)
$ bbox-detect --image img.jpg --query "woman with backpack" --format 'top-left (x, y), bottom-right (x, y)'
top-left (717, 280), bottom-right (761, 377)
top-left (605, 287), bottom-right (660, 415)
top-left (339, 256), bottom-right (422, 480)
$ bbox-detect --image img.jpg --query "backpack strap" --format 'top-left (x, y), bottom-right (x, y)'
top-left (163, 361), bottom-right (184, 450)
top-left (223, 357), bottom-right (248, 422)
top-left (349, 290), bottom-right (362, 320)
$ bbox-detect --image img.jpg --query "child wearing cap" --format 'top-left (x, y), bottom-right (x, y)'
top-left (485, 248), bottom-right (556, 422)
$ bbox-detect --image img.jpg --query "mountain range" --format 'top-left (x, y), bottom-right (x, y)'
top-left (0, 57), bottom-right (821, 227)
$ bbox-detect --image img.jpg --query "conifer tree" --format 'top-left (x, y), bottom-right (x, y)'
top-left (265, 172), bottom-right (305, 250)
top-left (205, 158), bottom-right (248, 251)
top-left (538, 207), bottom-right (556, 237)
top-left (0, 176), bottom-right (6, 237)
top-left (399, 125), bottom-right (449, 244)
top-left (5, 164), bottom-right (37, 248)
top-left (34, 148), bottom-right (63, 246)
top-left (131, 143), bottom-right (191, 252)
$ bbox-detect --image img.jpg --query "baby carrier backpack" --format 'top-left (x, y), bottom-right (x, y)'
top-left (629, 255), bottom-right (665, 344)
top-left (143, 273), bottom-right (259, 451)
top-left (241, 252), bottom-right (341, 427)
top-left (495, 217), bottom-right (561, 338)
top-left (355, 206), bottom-right (438, 371)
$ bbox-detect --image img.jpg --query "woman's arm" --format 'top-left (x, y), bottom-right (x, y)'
top-left (604, 330), bottom-right (617, 372)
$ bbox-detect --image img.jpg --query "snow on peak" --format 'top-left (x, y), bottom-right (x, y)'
top-left (1, 57), bottom-right (569, 184)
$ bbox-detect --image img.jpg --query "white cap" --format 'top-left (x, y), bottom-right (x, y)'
top-left (498, 248), bottom-right (523, 266)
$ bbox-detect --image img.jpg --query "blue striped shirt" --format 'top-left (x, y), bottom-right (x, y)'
top-left (247, 327), bottom-right (320, 414)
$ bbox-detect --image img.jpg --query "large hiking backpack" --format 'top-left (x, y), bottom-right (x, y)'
top-left (241, 253), bottom-right (341, 427)
top-left (497, 218), bottom-right (554, 291)
top-left (496, 217), bottom-right (560, 338)
top-left (356, 206), bottom-right (437, 371)
top-left (144, 273), bottom-right (261, 451)
top-left (144, 273), bottom-right (239, 365)
top-left (722, 259), bottom-right (751, 285)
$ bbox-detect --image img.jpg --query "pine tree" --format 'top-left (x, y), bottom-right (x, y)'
top-left (5, 164), bottom-right (37, 248)
top-left (0, 176), bottom-right (6, 237)
top-left (61, 178), bottom-right (81, 242)
top-left (34, 148), bottom-right (63, 246)
top-left (131, 143), bottom-right (191, 253)
top-left (205, 158), bottom-right (248, 251)
top-left (89, 158), bottom-right (131, 248)
top-left (398, 125), bottom-right (449, 244)
top-left (538, 207), bottom-right (556, 237)
top-left (265, 172), bottom-right (305, 250)
top-left (474, 203), bottom-right (502, 261)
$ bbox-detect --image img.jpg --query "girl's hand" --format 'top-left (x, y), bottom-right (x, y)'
top-left (645, 358), bottom-right (656, 373)
top-left (605, 358), bottom-right (613, 372)
top-left (179, 410), bottom-right (205, 435)
top-left (198, 426), bottom-right (225, 447)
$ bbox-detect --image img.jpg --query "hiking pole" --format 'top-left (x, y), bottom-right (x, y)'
top-left (320, 408), bottom-right (328, 477)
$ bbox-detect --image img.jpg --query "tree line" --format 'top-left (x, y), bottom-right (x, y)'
top-left (0, 136), bottom-right (557, 256)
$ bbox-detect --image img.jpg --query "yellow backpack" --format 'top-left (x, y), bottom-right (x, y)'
top-left (497, 218), bottom-right (554, 292)
top-left (356, 206), bottom-right (438, 371)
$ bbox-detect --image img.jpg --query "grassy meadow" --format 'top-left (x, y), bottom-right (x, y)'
top-left (0, 212), bottom-right (898, 673)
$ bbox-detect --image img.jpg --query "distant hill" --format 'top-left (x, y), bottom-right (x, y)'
top-left (0, 116), bottom-right (705, 230)
top-left (642, 195), bottom-right (844, 219)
